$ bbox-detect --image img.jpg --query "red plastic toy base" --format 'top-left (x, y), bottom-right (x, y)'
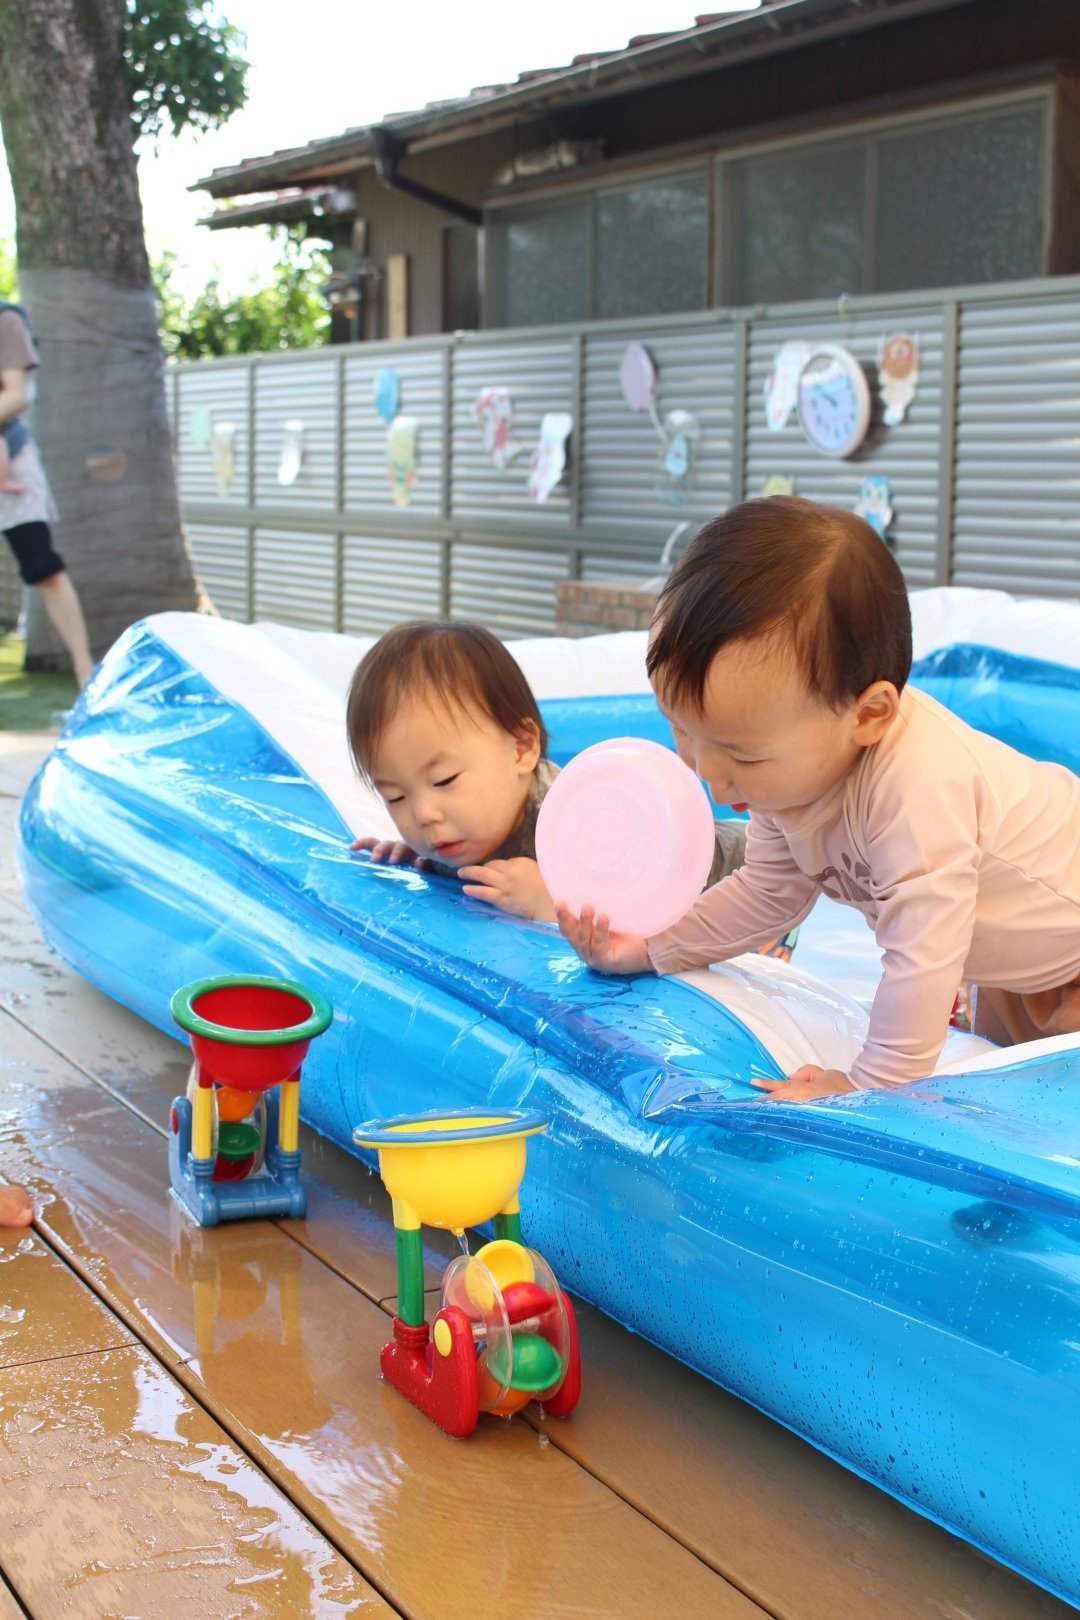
top-left (380, 1308), bottom-right (480, 1438)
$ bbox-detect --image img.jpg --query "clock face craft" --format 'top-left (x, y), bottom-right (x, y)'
top-left (795, 344), bottom-right (872, 458)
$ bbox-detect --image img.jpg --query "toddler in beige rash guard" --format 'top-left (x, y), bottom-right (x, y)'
top-left (557, 496), bottom-right (1080, 1102)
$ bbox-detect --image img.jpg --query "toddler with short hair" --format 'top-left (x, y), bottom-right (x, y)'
top-left (346, 618), bottom-right (759, 925)
top-left (558, 496), bottom-right (1080, 1100)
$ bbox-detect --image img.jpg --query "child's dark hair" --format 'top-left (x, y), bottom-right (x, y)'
top-left (648, 496), bottom-right (912, 711)
top-left (347, 620), bottom-right (548, 784)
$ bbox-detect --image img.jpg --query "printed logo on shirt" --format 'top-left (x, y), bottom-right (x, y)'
top-left (811, 851), bottom-right (872, 904)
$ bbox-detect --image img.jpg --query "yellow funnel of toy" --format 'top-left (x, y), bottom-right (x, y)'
top-left (353, 1109), bottom-right (547, 1231)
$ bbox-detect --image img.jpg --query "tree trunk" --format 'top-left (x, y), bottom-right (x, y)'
top-left (0, 0), bottom-right (202, 672)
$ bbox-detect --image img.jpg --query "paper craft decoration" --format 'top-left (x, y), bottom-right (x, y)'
top-left (761, 474), bottom-right (795, 498)
top-left (473, 387), bottom-right (522, 471)
top-left (658, 409), bottom-right (700, 503)
top-left (620, 341), bottom-right (668, 441)
top-left (854, 474), bottom-right (895, 539)
top-left (764, 340), bottom-right (812, 431)
top-left (878, 334), bottom-right (919, 426)
top-left (277, 418), bottom-right (305, 487)
top-left (620, 342), bottom-right (657, 411)
top-left (619, 342), bottom-right (702, 500)
top-left (386, 414), bottom-right (419, 507)
top-left (528, 412), bottom-right (573, 504)
top-left (374, 367), bottom-right (401, 425)
top-left (189, 405), bottom-right (212, 448)
top-left (212, 421), bottom-right (236, 496)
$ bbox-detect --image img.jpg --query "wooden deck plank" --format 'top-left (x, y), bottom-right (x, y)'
top-left (0, 1574), bottom-right (28, 1619)
top-left (0, 883), bottom-right (459, 1300)
top-left (0, 1010), bottom-right (767, 1620)
top-left (0, 1344), bottom-right (391, 1619)
top-left (0, 1226), bottom-right (135, 1370)
top-left (537, 1299), bottom-right (1071, 1620)
top-left (312, 1198), bottom-right (1071, 1620)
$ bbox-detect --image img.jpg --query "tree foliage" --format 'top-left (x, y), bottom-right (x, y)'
top-left (125, 1), bottom-right (248, 141)
top-left (154, 228), bottom-right (331, 358)
top-left (0, 234), bottom-right (16, 299)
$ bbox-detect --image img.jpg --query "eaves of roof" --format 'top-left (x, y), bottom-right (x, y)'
top-left (192, 0), bottom-right (980, 199)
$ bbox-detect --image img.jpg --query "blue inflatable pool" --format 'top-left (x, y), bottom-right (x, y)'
top-left (16, 587), bottom-right (1080, 1605)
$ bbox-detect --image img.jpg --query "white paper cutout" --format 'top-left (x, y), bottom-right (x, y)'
top-left (764, 341), bottom-right (812, 431)
top-left (658, 408), bottom-right (700, 503)
top-left (473, 387), bottom-right (523, 471)
top-left (527, 412), bottom-right (573, 503)
top-left (386, 414), bottom-right (419, 507)
top-left (212, 421), bottom-right (236, 496)
top-left (189, 405), bottom-right (212, 447)
top-left (878, 333), bottom-right (919, 426)
top-left (277, 418), bottom-right (305, 487)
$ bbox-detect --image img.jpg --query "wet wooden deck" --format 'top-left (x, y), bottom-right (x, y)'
top-left (0, 729), bottom-right (1072, 1620)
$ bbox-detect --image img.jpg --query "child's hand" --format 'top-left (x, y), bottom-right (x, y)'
top-left (555, 902), bottom-right (652, 975)
top-left (350, 835), bottom-right (429, 869)
top-left (751, 1065), bottom-right (856, 1102)
top-left (458, 857), bottom-right (554, 921)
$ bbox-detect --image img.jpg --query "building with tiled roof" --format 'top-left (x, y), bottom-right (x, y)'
top-left (192, 0), bottom-right (1079, 341)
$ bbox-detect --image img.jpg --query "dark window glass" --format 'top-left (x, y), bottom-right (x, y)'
top-left (443, 224), bottom-right (480, 331)
top-left (595, 172), bottom-right (709, 319)
top-left (735, 142), bottom-right (865, 304)
top-left (874, 105), bottom-right (1044, 291)
top-left (504, 203), bottom-right (588, 326)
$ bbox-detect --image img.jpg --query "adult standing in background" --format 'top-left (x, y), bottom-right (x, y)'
top-left (0, 300), bottom-right (93, 687)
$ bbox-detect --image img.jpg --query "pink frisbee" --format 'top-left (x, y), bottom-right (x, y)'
top-left (535, 737), bottom-right (716, 937)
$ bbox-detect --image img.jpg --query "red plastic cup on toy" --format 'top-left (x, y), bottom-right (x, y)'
top-left (535, 737), bottom-right (715, 936)
top-left (172, 976), bottom-right (333, 1090)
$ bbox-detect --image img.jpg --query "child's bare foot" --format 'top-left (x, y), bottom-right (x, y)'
top-left (0, 1184), bottom-right (34, 1226)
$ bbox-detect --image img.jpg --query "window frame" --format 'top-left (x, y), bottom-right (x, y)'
top-left (482, 84), bottom-right (1052, 326)
top-left (717, 85), bottom-right (1052, 305)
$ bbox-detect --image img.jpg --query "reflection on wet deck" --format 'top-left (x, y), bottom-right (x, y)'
top-left (0, 732), bottom-right (1070, 1620)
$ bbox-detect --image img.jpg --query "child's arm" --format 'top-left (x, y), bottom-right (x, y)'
top-left (765, 770), bottom-right (984, 1097)
top-left (458, 857), bottom-right (555, 922)
top-left (647, 815), bottom-right (819, 974)
top-left (556, 814), bottom-right (815, 976)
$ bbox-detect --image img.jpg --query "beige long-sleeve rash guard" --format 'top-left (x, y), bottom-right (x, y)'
top-left (647, 687), bottom-right (1080, 1089)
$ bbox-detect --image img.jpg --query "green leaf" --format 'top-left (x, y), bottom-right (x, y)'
top-left (125, 0), bottom-right (248, 141)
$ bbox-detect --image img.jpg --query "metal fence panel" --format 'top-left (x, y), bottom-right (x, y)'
top-left (450, 338), bottom-right (575, 527)
top-left (582, 325), bottom-right (735, 542)
top-left (952, 296), bottom-right (1080, 598)
top-left (450, 540), bottom-right (567, 637)
top-left (254, 360), bottom-right (337, 511)
top-left (580, 542), bottom-right (674, 582)
top-left (343, 347), bottom-right (447, 518)
top-left (342, 534), bottom-right (444, 635)
top-left (170, 274), bottom-right (1080, 635)
top-left (175, 366), bottom-right (250, 507)
top-left (188, 524), bottom-right (250, 622)
top-left (252, 528), bottom-right (337, 629)
top-left (746, 309), bottom-right (945, 588)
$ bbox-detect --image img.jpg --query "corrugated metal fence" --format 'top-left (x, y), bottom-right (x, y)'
top-left (171, 274), bottom-right (1080, 636)
top-left (7, 273), bottom-right (1075, 643)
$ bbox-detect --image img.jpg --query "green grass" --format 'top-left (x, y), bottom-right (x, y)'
top-left (0, 635), bottom-right (77, 730)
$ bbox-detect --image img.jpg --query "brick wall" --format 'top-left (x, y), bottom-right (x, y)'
top-left (554, 579), bottom-right (661, 638)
